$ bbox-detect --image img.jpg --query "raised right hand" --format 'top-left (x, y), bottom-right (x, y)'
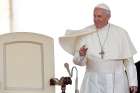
top-left (79, 45), bottom-right (88, 56)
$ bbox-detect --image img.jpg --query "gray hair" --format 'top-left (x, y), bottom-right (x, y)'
top-left (104, 9), bottom-right (111, 16)
top-left (95, 3), bottom-right (111, 16)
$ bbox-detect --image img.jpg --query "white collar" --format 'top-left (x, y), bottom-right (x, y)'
top-left (96, 24), bottom-right (110, 32)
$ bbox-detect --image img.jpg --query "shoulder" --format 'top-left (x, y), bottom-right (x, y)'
top-left (110, 24), bottom-right (128, 35)
top-left (110, 24), bottom-right (132, 43)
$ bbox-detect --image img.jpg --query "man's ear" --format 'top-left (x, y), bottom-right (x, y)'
top-left (107, 14), bottom-right (111, 20)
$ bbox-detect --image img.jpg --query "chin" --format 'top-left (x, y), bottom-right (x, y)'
top-left (95, 25), bottom-right (102, 29)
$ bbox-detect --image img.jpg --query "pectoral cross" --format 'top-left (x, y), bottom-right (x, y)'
top-left (99, 49), bottom-right (105, 59)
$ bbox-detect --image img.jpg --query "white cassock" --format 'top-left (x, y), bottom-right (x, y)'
top-left (59, 24), bottom-right (138, 93)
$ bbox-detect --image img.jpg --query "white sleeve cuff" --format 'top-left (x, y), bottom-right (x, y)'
top-left (124, 57), bottom-right (138, 86)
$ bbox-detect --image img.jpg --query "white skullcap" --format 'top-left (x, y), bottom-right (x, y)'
top-left (95, 3), bottom-right (110, 11)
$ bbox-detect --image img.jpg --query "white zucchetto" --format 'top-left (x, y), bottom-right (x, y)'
top-left (95, 3), bottom-right (110, 11)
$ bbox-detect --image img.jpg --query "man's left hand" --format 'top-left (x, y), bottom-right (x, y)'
top-left (130, 86), bottom-right (138, 93)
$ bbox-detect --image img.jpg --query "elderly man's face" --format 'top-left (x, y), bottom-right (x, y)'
top-left (94, 8), bottom-right (110, 29)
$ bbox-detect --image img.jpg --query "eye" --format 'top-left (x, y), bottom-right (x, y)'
top-left (94, 14), bottom-right (102, 18)
top-left (97, 15), bottom-right (102, 18)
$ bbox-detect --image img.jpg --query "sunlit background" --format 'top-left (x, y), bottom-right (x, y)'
top-left (0, 0), bottom-right (140, 93)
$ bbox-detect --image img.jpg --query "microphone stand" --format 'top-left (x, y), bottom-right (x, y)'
top-left (70, 66), bottom-right (79, 93)
top-left (50, 63), bottom-right (79, 93)
top-left (64, 63), bottom-right (79, 93)
top-left (50, 77), bottom-right (72, 93)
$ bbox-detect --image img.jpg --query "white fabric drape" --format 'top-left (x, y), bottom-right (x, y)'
top-left (71, 24), bottom-right (137, 93)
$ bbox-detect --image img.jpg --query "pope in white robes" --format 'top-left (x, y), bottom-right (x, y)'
top-left (59, 3), bottom-right (138, 93)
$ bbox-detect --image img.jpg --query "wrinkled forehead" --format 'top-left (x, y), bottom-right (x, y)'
top-left (94, 7), bottom-right (108, 15)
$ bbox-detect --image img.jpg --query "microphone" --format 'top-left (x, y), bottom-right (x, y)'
top-left (64, 63), bottom-right (79, 93)
top-left (64, 63), bottom-right (71, 77)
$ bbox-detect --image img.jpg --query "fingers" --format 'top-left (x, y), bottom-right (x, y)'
top-left (79, 45), bottom-right (88, 56)
top-left (80, 45), bottom-right (88, 50)
top-left (130, 86), bottom-right (138, 93)
top-left (80, 45), bottom-right (86, 50)
top-left (82, 45), bottom-right (86, 48)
